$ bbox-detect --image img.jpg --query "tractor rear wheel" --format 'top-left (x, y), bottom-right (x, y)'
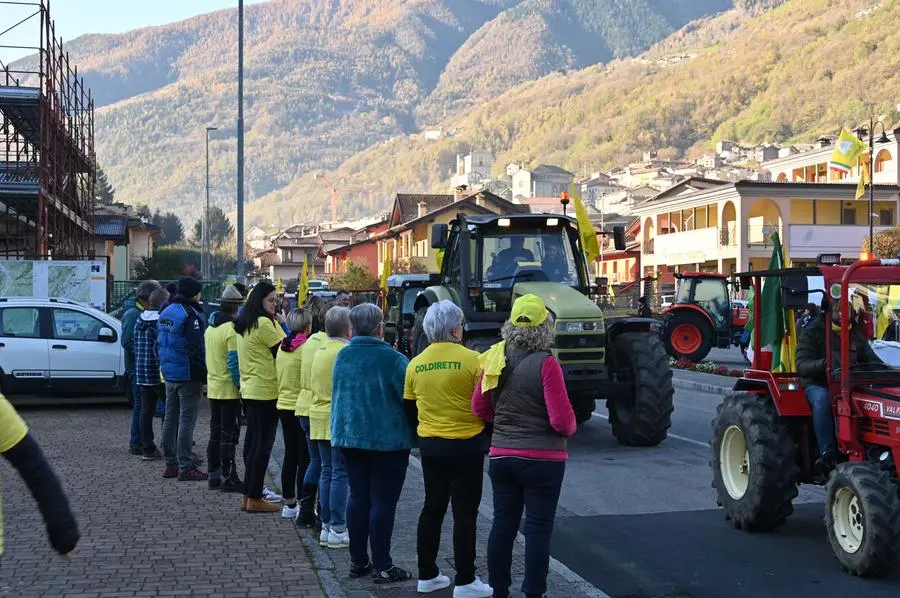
top-left (608, 332), bottom-right (673, 446)
top-left (662, 310), bottom-right (713, 362)
top-left (825, 462), bottom-right (900, 577)
top-left (711, 393), bottom-right (798, 531)
top-left (411, 306), bottom-right (429, 357)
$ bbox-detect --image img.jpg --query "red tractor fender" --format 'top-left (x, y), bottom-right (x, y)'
top-left (733, 369), bottom-right (811, 416)
top-left (661, 303), bottom-right (715, 328)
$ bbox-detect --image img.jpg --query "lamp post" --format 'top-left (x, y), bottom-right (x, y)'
top-left (236, 0), bottom-right (245, 281)
top-left (856, 117), bottom-right (891, 259)
top-left (204, 126), bottom-right (218, 280)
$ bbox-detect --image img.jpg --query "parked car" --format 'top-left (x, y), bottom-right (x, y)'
top-left (0, 297), bottom-right (126, 396)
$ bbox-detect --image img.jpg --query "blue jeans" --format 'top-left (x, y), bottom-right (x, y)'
top-left (299, 417), bottom-right (321, 487)
top-left (128, 370), bottom-right (141, 445)
top-left (342, 448), bottom-right (410, 571)
top-left (161, 381), bottom-right (203, 471)
top-left (488, 457), bottom-right (565, 597)
top-left (805, 385), bottom-right (836, 456)
top-left (315, 440), bottom-right (348, 533)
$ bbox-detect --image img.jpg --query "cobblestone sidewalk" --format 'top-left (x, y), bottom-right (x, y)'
top-left (1, 403), bottom-right (324, 598)
top-left (270, 433), bottom-right (602, 598)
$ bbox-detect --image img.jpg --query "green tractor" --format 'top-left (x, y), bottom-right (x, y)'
top-left (413, 212), bottom-right (674, 446)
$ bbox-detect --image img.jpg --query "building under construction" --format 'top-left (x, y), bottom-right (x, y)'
top-left (0, 0), bottom-right (95, 259)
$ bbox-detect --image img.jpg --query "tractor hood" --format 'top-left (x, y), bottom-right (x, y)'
top-left (513, 282), bottom-right (602, 320)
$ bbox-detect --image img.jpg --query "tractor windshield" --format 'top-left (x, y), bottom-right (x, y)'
top-left (481, 227), bottom-right (580, 287)
top-left (829, 282), bottom-right (900, 376)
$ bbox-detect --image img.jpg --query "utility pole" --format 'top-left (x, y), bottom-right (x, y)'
top-left (236, 0), bottom-right (245, 281)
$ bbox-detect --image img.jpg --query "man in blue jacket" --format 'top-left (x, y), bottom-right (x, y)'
top-left (121, 279), bottom-right (160, 455)
top-left (157, 277), bottom-right (208, 481)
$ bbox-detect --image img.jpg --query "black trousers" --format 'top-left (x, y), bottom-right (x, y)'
top-left (278, 409), bottom-right (309, 503)
top-left (242, 400), bottom-right (278, 499)
top-left (208, 399), bottom-right (242, 479)
top-left (417, 453), bottom-right (485, 586)
top-left (139, 384), bottom-right (165, 454)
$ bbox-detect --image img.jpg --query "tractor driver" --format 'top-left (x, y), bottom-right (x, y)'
top-left (489, 236), bottom-right (535, 280)
top-left (797, 295), bottom-right (878, 474)
top-left (542, 238), bottom-right (574, 284)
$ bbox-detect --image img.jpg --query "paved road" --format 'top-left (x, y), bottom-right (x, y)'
top-left (552, 388), bottom-right (900, 598)
top-left (0, 401), bottom-right (324, 597)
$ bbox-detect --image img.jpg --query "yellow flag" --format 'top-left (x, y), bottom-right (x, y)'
top-left (299, 255), bottom-right (309, 301)
top-left (856, 159), bottom-right (870, 200)
top-left (276, 276), bottom-right (283, 294)
top-left (435, 248), bottom-right (444, 271)
top-left (380, 255), bottom-right (391, 293)
top-left (830, 128), bottom-right (867, 174)
top-left (572, 183), bottom-right (599, 265)
top-left (609, 284), bottom-right (616, 302)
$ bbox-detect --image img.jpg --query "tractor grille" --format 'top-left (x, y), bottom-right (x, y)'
top-left (859, 418), bottom-right (891, 437)
top-left (556, 334), bottom-right (604, 349)
top-left (556, 351), bottom-right (605, 363)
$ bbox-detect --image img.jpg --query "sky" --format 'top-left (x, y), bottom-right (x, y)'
top-left (0, 0), bottom-right (269, 64)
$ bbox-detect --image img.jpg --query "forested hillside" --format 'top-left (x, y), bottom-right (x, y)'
top-left (9, 0), bottom-right (734, 226)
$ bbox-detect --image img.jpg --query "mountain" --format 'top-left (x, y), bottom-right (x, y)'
top-left (254, 0), bottom-right (900, 225)
top-left (9, 0), bottom-right (734, 227)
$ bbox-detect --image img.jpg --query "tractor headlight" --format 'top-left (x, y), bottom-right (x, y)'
top-left (557, 320), bottom-right (604, 333)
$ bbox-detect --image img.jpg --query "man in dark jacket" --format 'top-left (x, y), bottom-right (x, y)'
top-left (134, 287), bottom-right (169, 460)
top-left (158, 277), bottom-right (208, 481)
top-left (121, 280), bottom-right (160, 455)
top-left (797, 299), bottom-right (877, 470)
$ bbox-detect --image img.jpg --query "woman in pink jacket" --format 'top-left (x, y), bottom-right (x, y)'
top-left (472, 294), bottom-right (576, 598)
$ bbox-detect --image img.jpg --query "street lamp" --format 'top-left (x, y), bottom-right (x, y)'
top-left (236, 0), bottom-right (245, 281)
top-left (855, 117), bottom-right (891, 259)
top-left (204, 126), bottom-right (218, 280)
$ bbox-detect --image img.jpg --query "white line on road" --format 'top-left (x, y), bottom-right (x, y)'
top-left (591, 411), bottom-right (710, 449)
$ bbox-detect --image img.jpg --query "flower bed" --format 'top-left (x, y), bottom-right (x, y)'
top-left (669, 357), bottom-right (743, 378)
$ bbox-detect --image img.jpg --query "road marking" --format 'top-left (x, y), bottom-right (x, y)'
top-left (409, 455), bottom-right (611, 598)
top-left (591, 411), bottom-right (710, 449)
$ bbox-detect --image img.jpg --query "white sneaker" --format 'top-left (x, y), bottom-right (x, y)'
top-left (417, 573), bottom-right (451, 593)
top-left (453, 577), bottom-right (493, 598)
top-left (326, 529), bottom-right (350, 548)
top-left (319, 525), bottom-right (330, 546)
top-left (263, 486), bottom-right (283, 503)
top-left (281, 504), bottom-right (300, 520)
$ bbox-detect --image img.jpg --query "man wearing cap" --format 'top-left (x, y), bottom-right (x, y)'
top-left (472, 294), bottom-right (576, 598)
top-left (157, 276), bottom-right (209, 482)
top-left (205, 285), bottom-right (246, 492)
top-left (121, 279), bottom-right (161, 454)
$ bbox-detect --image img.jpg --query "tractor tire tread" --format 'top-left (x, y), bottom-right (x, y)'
top-left (609, 332), bottom-right (674, 446)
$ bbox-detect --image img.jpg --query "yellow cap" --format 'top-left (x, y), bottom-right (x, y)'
top-left (510, 294), bottom-right (549, 328)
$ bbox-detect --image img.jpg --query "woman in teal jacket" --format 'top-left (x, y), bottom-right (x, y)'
top-left (330, 303), bottom-right (414, 584)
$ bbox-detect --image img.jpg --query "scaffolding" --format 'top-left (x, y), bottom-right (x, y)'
top-left (0, 0), bottom-right (95, 259)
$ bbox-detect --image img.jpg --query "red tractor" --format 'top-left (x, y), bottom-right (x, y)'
top-left (711, 258), bottom-right (900, 576)
top-left (659, 272), bottom-right (749, 363)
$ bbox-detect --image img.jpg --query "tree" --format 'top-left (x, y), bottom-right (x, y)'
top-left (328, 261), bottom-right (377, 290)
top-left (192, 206), bottom-right (235, 250)
top-left (393, 257), bottom-right (428, 274)
top-left (152, 210), bottom-right (185, 246)
top-left (96, 165), bottom-right (116, 204)
top-left (864, 226), bottom-right (900, 259)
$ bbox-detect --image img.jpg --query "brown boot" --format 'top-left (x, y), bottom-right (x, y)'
top-left (240, 495), bottom-right (248, 511)
top-left (245, 497), bottom-right (280, 513)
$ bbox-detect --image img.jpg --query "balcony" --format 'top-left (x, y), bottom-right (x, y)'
top-left (746, 225), bottom-right (783, 249)
top-left (653, 227), bottom-right (725, 264)
top-left (788, 224), bottom-right (891, 260)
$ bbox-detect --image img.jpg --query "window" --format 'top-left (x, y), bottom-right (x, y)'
top-left (0, 307), bottom-right (41, 338)
top-left (52, 309), bottom-right (105, 341)
top-left (880, 209), bottom-right (895, 226)
top-left (875, 149), bottom-right (892, 173)
top-left (842, 208), bottom-right (857, 225)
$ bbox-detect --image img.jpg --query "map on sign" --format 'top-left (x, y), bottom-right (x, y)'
top-left (0, 261), bottom-right (34, 297)
top-left (48, 263), bottom-right (92, 304)
top-left (0, 259), bottom-right (108, 310)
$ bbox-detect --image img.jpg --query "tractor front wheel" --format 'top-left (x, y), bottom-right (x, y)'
top-left (711, 393), bottom-right (798, 531)
top-left (608, 332), bottom-right (673, 446)
top-left (662, 310), bottom-right (713, 362)
top-left (825, 462), bottom-right (900, 577)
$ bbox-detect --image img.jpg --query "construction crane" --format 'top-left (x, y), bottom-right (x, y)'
top-left (314, 173), bottom-right (339, 223)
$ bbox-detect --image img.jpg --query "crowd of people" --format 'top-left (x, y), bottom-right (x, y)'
top-left (1, 275), bottom-right (577, 598)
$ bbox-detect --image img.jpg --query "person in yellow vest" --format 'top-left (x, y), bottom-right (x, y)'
top-left (294, 295), bottom-right (329, 528)
top-left (276, 308), bottom-right (312, 520)
top-left (404, 300), bottom-right (492, 597)
top-left (234, 281), bottom-right (286, 513)
top-left (309, 306), bottom-right (351, 549)
top-left (205, 285), bottom-right (246, 493)
top-left (0, 394), bottom-right (79, 560)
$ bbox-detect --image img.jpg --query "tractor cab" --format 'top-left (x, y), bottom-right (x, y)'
top-left (660, 272), bottom-right (748, 362)
top-left (711, 256), bottom-right (900, 577)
